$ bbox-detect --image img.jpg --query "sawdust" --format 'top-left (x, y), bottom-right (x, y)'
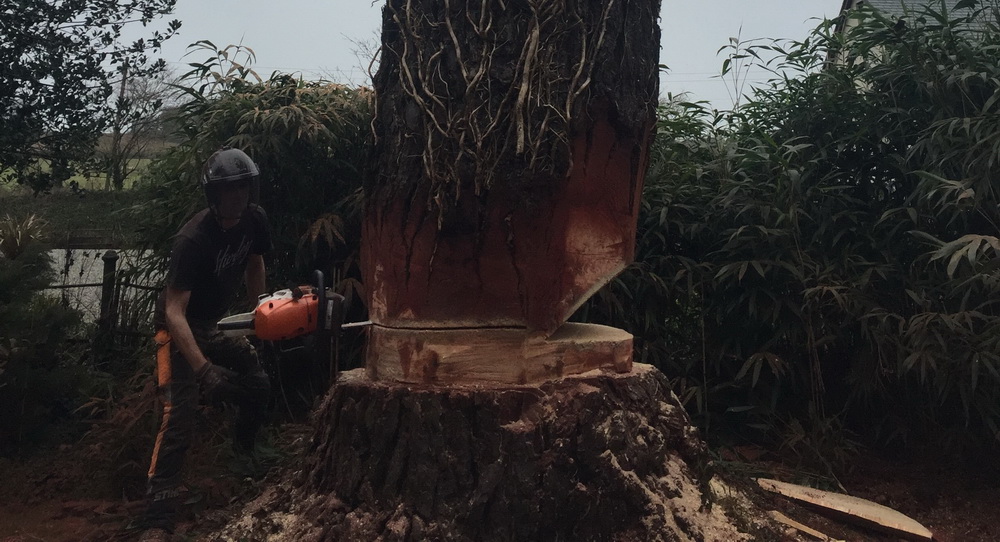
top-left (208, 366), bottom-right (790, 541)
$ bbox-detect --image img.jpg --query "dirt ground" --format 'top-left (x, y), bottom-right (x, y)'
top-left (1, 425), bottom-right (998, 542)
top-left (0, 420), bottom-right (312, 542)
top-left (832, 453), bottom-right (1000, 541)
top-left (717, 444), bottom-right (1000, 542)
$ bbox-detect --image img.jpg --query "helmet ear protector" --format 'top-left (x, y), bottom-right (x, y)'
top-left (201, 147), bottom-right (260, 219)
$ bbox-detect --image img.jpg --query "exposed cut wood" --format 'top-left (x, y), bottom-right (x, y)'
top-left (366, 322), bottom-right (632, 385)
top-left (363, 106), bottom-right (649, 335)
top-left (769, 510), bottom-right (844, 541)
top-left (208, 0), bottom-right (789, 539)
top-left (757, 478), bottom-right (934, 541)
top-left (363, 0), bottom-right (660, 336)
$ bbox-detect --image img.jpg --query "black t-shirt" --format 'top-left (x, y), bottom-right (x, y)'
top-left (154, 205), bottom-right (272, 328)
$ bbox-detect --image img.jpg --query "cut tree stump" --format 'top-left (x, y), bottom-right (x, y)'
top-left (211, 1), bottom-right (789, 540)
top-left (213, 365), bottom-right (777, 541)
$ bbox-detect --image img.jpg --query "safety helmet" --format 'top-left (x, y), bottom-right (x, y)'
top-left (201, 147), bottom-right (260, 220)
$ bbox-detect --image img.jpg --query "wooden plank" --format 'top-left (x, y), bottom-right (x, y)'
top-left (757, 478), bottom-right (934, 541)
top-left (769, 510), bottom-right (844, 541)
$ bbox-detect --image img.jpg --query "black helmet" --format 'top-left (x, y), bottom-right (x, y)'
top-left (201, 147), bottom-right (260, 219)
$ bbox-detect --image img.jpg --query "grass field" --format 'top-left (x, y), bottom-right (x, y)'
top-left (0, 159), bottom-right (152, 195)
top-left (0, 188), bottom-right (146, 247)
top-left (1, 142), bottom-right (166, 247)
top-left (2, 134), bottom-right (176, 193)
top-left (67, 158), bottom-right (152, 191)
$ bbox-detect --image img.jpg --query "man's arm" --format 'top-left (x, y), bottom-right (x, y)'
top-left (163, 286), bottom-right (211, 373)
top-left (245, 253), bottom-right (266, 303)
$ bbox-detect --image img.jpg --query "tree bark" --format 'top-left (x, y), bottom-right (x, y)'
top-left (362, 0), bottom-right (661, 335)
top-left (215, 366), bottom-right (774, 541)
top-left (211, 1), bottom-right (783, 540)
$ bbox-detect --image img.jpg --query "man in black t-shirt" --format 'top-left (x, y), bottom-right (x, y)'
top-left (140, 148), bottom-right (272, 541)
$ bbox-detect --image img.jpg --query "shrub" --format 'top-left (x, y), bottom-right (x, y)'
top-left (0, 218), bottom-right (87, 455)
top-left (581, 2), bottom-right (1000, 457)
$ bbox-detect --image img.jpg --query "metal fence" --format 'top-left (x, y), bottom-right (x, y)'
top-left (45, 245), bottom-right (162, 353)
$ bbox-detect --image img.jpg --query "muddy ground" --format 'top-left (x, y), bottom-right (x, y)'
top-left (1, 420), bottom-right (998, 542)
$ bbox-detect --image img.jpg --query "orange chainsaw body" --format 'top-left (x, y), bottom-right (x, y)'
top-left (254, 289), bottom-right (320, 341)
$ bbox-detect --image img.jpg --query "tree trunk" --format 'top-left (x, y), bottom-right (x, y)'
top-left (363, 0), bottom-right (661, 335)
top-left (212, 1), bottom-right (782, 539)
top-left (215, 366), bottom-right (774, 541)
top-left (107, 64), bottom-right (128, 191)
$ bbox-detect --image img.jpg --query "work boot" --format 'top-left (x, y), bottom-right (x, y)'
top-left (138, 527), bottom-right (172, 542)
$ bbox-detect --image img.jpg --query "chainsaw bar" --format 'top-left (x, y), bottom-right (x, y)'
top-left (217, 312), bottom-right (255, 336)
top-left (217, 314), bottom-right (372, 337)
top-left (341, 320), bottom-right (373, 329)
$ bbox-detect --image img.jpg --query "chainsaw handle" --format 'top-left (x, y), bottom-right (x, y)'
top-left (312, 269), bottom-right (325, 301)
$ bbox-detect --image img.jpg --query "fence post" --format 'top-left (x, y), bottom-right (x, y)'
top-left (96, 250), bottom-right (120, 357)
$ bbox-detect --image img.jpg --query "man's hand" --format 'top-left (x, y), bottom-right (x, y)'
top-left (196, 362), bottom-right (239, 402)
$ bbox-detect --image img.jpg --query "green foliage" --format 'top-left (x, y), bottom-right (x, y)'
top-left (0, 190), bottom-right (146, 247)
top-left (132, 43), bottom-right (371, 289)
top-left (0, 228), bottom-right (87, 455)
top-left (0, 214), bottom-right (47, 259)
top-left (0, 0), bottom-right (179, 192)
top-left (74, 368), bottom-right (159, 498)
top-left (582, 2), bottom-right (1000, 456)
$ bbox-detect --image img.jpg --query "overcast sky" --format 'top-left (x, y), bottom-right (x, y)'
top-left (135, 0), bottom-right (843, 110)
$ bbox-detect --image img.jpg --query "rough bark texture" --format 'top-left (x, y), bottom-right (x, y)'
top-left (362, 0), bottom-right (660, 334)
top-left (366, 0), bottom-right (661, 206)
top-left (207, 2), bottom-right (781, 540)
top-left (213, 366), bottom-right (773, 542)
top-left (363, 109), bottom-right (650, 334)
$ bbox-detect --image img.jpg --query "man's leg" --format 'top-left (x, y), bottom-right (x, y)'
top-left (143, 329), bottom-right (197, 532)
top-left (197, 327), bottom-right (271, 453)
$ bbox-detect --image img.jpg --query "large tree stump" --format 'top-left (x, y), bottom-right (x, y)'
top-left (211, 1), bottom-right (784, 539)
top-left (214, 366), bottom-right (775, 541)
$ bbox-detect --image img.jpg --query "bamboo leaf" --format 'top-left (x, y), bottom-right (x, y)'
top-left (967, 237), bottom-right (982, 265)
top-left (736, 356), bottom-right (758, 381)
top-left (947, 248), bottom-right (965, 277)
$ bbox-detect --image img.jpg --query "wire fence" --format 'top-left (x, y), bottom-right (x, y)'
top-left (44, 245), bottom-right (162, 347)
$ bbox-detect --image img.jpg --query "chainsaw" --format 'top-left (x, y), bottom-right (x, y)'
top-left (217, 270), bottom-right (370, 341)
top-left (217, 271), bottom-right (369, 387)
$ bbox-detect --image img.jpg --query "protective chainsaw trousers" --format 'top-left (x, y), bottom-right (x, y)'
top-left (143, 325), bottom-right (270, 531)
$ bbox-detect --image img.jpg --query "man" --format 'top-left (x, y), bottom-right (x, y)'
top-left (139, 147), bottom-right (272, 541)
